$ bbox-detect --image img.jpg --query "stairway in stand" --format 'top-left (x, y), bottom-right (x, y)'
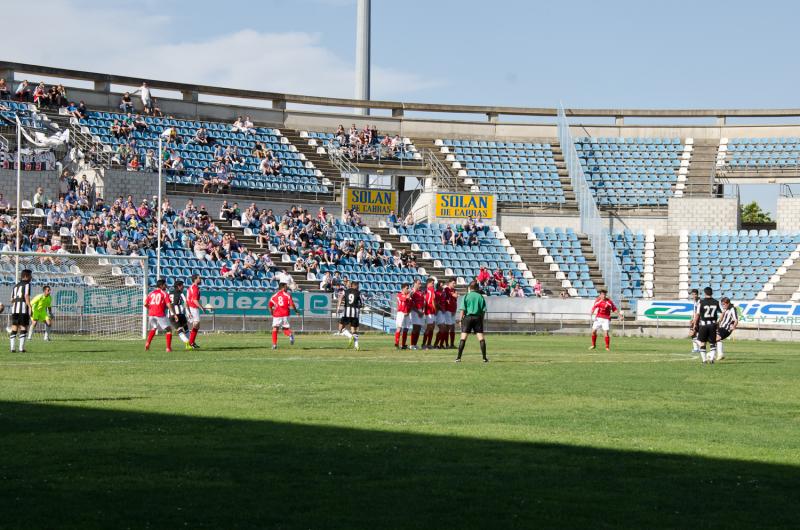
top-left (370, 226), bottom-right (452, 282)
top-left (505, 233), bottom-right (564, 296)
top-left (281, 130), bottom-right (342, 198)
top-left (652, 235), bottom-right (680, 299)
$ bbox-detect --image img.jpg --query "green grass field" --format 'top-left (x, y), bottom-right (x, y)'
top-left (2, 333), bottom-right (799, 529)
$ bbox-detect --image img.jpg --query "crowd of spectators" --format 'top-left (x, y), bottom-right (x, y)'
top-left (330, 123), bottom-right (406, 161)
top-left (475, 264), bottom-right (523, 296)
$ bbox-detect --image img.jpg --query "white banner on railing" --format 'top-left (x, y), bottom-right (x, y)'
top-left (637, 300), bottom-right (800, 327)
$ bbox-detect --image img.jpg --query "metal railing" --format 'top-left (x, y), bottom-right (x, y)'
top-left (69, 119), bottom-right (113, 167)
top-left (557, 105), bottom-right (623, 304)
top-left (423, 148), bottom-right (460, 190)
top-left (328, 145), bottom-right (361, 179)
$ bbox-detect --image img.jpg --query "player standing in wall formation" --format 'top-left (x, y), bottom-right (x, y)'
top-left (714, 296), bottom-right (738, 362)
top-left (433, 281), bottom-right (446, 349)
top-left (409, 279), bottom-right (425, 350)
top-left (185, 274), bottom-right (207, 349)
top-left (421, 278), bottom-right (437, 349)
top-left (334, 279), bottom-right (351, 336)
top-left (337, 281), bottom-right (362, 350)
top-left (589, 289), bottom-right (618, 351)
top-left (168, 280), bottom-right (193, 349)
top-left (456, 281), bottom-right (488, 363)
top-left (27, 285), bottom-right (53, 341)
top-left (268, 283), bottom-right (296, 350)
top-left (692, 287), bottom-right (722, 364)
top-left (144, 279), bottom-right (176, 352)
top-left (9, 269), bottom-right (33, 353)
top-left (394, 283), bottom-right (412, 349)
top-left (689, 288), bottom-right (701, 353)
top-left (434, 280), bottom-right (457, 349)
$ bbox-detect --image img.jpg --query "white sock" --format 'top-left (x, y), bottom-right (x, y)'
top-left (691, 339), bottom-right (699, 352)
top-left (716, 342), bottom-right (724, 359)
top-left (27, 328), bottom-right (33, 339)
top-left (44, 324), bottom-right (50, 339)
top-left (699, 347), bottom-right (706, 362)
top-left (10, 334), bottom-right (15, 351)
top-left (179, 332), bottom-right (189, 343)
top-left (18, 336), bottom-right (26, 351)
top-left (353, 334), bottom-right (359, 343)
top-left (341, 329), bottom-right (352, 339)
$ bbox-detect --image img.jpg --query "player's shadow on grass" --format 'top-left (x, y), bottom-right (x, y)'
top-left (1, 400), bottom-right (797, 530)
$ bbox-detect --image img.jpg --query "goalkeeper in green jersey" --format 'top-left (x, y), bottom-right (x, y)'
top-left (28, 285), bottom-right (53, 341)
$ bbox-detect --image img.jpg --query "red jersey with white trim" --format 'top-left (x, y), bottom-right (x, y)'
top-left (410, 289), bottom-right (425, 313)
top-left (435, 289), bottom-right (447, 313)
top-left (396, 291), bottom-right (412, 314)
top-left (424, 287), bottom-right (437, 315)
top-left (186, 284), bottom-right (201, 309)
top-left (269, 291), bottom-right (296, 318)
top-left (146, 288), bottom-right (170, 317)
top-left (591, 299), bottom-right (617, 320)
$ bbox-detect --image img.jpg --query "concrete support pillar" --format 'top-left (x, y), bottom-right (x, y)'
top-left (93, 80), bottom-right (111, 93)
top-left (391, 107), bottom-right (404, 118)
top-left (354, 0), bottom-right (371, 115)
top-left (615, 116), bottom-right (624, 126)
top-left (181, 90), bottom-right (198, 103)
top-left (272, 98), bottom-right (287, 110)
top-left (486, 112), bottom-right (499, 123)
top-left (717, 116), bottom-right (727, 126)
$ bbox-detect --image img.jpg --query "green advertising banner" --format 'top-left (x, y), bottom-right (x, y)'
top-left (199, 290), bottom-right (332, 316)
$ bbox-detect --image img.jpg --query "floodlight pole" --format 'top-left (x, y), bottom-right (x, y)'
top-left (14, 115), bottom-right (22, 281)
top-left (355, 0), bottom-right (371, 116)
top-left (156, 136), bottom-right (163, 280)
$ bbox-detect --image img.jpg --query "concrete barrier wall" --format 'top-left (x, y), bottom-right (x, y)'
top-left (777, 197), bottom-right (800, 231)
top-left (0, 169), bottom-right (60, 205)
top-left (667, 197), bottom-right (739, 235)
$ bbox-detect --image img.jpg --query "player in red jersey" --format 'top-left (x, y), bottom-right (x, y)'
top-left (435, 279), bottom-right (458, 348)
top-left (409, 279), bottom-right (425, 350)
top-left (185, 274), bottom-right (207, 349)
top-left (589, 289), bottom-right (618, 351)
top-left (268, 282), bottom-right (297, 349)
top-left (394, 283), bottom-right (413, 349)
top-left (421, 278), bottom-right (437, 349)
top-left (144, 279), bottom-right (176, 352)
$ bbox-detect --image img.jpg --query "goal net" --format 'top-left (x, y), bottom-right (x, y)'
top-left (0, 251), bottom-right (147, 339)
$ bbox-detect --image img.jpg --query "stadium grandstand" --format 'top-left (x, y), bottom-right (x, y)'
top-left (2, 59), bottom-right (800, 336)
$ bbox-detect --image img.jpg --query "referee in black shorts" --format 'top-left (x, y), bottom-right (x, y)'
top-left (456, 281), bottom-right (488, 363)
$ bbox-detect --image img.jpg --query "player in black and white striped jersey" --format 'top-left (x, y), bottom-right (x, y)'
top-left (9, 269), bottom-right (33, 353)
top-left (337, 281), bottom-right (362, 350)
top-left (168, 280), bottom-right (192, 349)
top-left (692, 287), bottom-right (722, 364)
top-left (714, 297), bottom-right (739, 362)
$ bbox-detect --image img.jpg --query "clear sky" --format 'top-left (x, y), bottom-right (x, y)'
top-left (5, 0), bottom-right (799, 211)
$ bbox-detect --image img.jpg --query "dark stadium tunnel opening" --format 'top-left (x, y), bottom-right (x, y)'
top-left (1, 401), bottom-right (797, 530)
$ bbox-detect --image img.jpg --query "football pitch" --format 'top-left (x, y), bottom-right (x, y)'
top-left (2, 333), bottom-right (798, 529)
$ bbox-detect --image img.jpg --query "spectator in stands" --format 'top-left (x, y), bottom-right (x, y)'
top-left (269, 156), bottom-right (283, 175)
top-left (510, 283), bottom-right (525, 297)
top-left (132, 114), bottom-right (149, 131)
top-left (189, 126), bottom-right (209, 146)
top-left (475, 215), bottom-right (488, 236)
top-left (32, 83), bottom-right (47, 108)
top-left (467, 231), bottom-right (479, 247)
top-left (160, 125), bottom-right (178, 145)
top-left (33, 187), bottom-right (48, 209)
top-left (127, 156), bottom-right (140, 172)
top-left (53, 85), bottom-right (68, 108)
top-left (144, 149), bottom-right (156, 171)
top-left (31, 222), bottom-right (48, 245)
top-left (0, 193), bottom-right (10, 215)
top-left (533, 279), bottom-right (543, 297)
top-left (560, 289), bottom-right (569, 299)
top-left (275, 269), bottom-right (296, 291)
top-left (15, 80), bottom-right (31, 102)
top-left (120, 92), bottom-right (135, 113)
top-left (319, 271), bottom-right (334, 292)
top-left (219, 200), bottom-right (234, 221)
top-left (441, 225), bottom-right (454, 246)
top-left (494, 269), bottom-right (509, 295)
top-left (0, 79), bottom-right (9, 100)
top-left (403, 210), bottom-right (415, 228)
top-left (386, 210), bottom-right (398, 227)
top-left (220, 261), bottom-right (235, 279)
top-left (231, 116), bottom-right (254, 134)
top-left (72, 101), bottom-right (88, 120)
top-left (476, 265), bottom-right (491, 289)
top-left (134, 82), bottom-right (153, 113)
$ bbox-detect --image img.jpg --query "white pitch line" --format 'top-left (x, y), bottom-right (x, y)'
top-left (0, 353), bottom-right (698, 367)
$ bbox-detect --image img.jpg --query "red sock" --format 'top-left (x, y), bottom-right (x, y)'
top-left (592, 333), bottom-right (597, 347)
top-left (394, 330), bottom-right (401, 346)
top-left (449, 330), bottom-right (455, 347)
top-left (145, 329), bottom-right (156, 348)
top-left (401, 329), bottom-right (408, 346)
top-left (411, 330), bottom-right (419, 346)
top-left (272, 329), bottom-right (278, 345)
top-left (165, 332), bottom-right (172, 350)
top-left (189, 328), bottom-right (197, 345)
top-left (283, 328), bottom-right (292, 337)
top-left (605, 335), bottom-right (610, 349)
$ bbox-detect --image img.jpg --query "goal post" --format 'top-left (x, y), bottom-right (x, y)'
top-left (0, 251), bottom-right (148, 339)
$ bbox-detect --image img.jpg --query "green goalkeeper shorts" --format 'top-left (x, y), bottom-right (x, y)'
top-left (32, 310), bottom-right (49, 322)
